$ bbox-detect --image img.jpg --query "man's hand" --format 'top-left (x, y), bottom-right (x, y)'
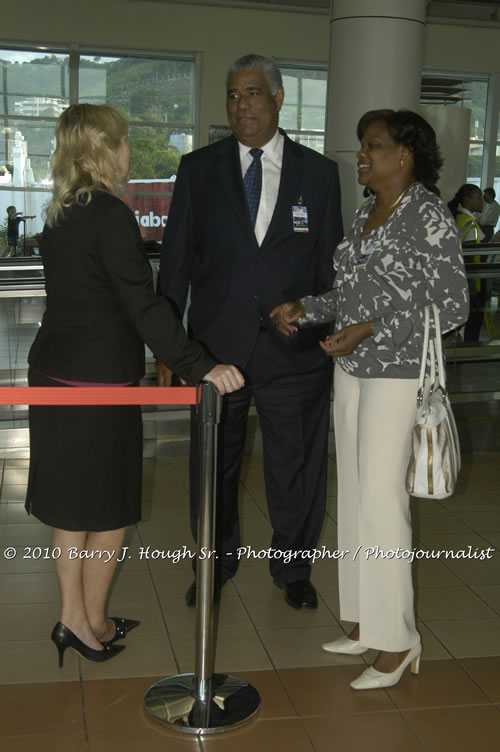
top-left (156, 360), bottom-right (173, 386)
top-left (319, 322), bottom-right (374, 357)
top-left (269, 300), bottom-right (305, 336)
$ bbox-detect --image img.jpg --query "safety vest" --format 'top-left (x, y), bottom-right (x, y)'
top-left (456, 211), bottom-right (481, 244)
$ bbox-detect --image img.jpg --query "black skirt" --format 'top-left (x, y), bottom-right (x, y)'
top-left (25, 370), bottom-right (143, 531)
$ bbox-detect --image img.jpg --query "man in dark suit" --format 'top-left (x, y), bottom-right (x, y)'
top-left (159, 54), bottom-right (343, 609)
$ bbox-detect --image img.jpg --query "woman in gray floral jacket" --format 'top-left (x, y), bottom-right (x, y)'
top-left (271, 109), bottom-right (469, 690)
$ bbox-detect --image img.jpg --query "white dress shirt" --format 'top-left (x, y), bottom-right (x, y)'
top-left (238, 129), bottom-right (284, 246)
top-left (476, 199), bottom-right (500, 229)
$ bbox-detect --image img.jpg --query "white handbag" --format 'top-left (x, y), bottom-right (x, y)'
top-left (406, 303), bottom-right (461, 499)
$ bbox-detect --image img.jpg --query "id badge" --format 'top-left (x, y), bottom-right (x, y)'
top-left (292, 205), bottom-right (309, 233)
top-left (354, 238), bottom-right (377, 266)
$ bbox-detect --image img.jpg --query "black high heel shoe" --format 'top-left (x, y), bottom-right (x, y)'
top-left (104, 617), bottom-right (140, 644)
top-left (51, 622), bottom-right (125, 667)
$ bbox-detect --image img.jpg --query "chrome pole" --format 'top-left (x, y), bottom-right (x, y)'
top-left (193, 380), bottom-right (219, 725)
top-left (144, 382), bottom-right (260, 734)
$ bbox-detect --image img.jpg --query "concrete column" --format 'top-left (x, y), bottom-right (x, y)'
top-left (326, 0), bottom-right (427, 226)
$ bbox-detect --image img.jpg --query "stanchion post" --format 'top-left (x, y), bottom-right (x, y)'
top-left (144, 381), bottom-right (260, 734)
top-left (193, 381), bottom-right (220, 724)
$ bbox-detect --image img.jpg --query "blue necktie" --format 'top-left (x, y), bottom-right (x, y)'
top-left (243, 148), bottom-right (263, 227)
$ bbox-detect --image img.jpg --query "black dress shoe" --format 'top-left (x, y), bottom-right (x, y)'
top-left (185, 579), bottom-right (222, 607)
top-left (105, 617), bottom-right (140, 643)
top-left (274, 578), bottom-right (318, 610)
top-left (51, 622), bottom-right (125, 667)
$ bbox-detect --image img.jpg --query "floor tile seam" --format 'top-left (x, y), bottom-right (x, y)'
top-left (391, 700), bottom-right (497, 712)
top-left (170, 454), bottom-right (191, 493)
top-left (219, 581), bottom-right (285, 672)
top-left (224, 583), bottom-right (311, 675)
top-left (456, 658), bottom-right (500, 705)
top-left (400, 703), bottom-right (500, 718)
top-left (316, 590), bottom-right (342, 626)
top-left (417, 615), bottom-right (498, 659)
top-left (286, 708), bottom-right (410, 719)
top-left (239, 479), bottom-right (269, 519)
top-left (0, 731), bottom-right (87, 742)
top-left (449, 581), bottom-right (500, 618)
top-left (397, 707), bottom-right (432, 751)
top-left (480, 488), bottom-right (500, 506)
top-left (0, 600), bottom-right (60, 608)
top-left (417, 608), bottom-right (500, 621)
top-left (78, 659), bottom-right (91, 752)
top-left (421, 614), bottom-right (500, 628)
top-left (434, 495), bottom-right (500, 535)
top-left (296, 714), bottom-right (320, 750)
top-left (253, 622), bottom-right (344, 633)
top-left (135, 530), bottom-right (182, 676)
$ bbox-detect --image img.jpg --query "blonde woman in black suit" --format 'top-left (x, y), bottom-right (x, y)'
top-left (26, 104), bottom-right (244, 667)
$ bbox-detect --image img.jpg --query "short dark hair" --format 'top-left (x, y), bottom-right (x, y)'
top-left (484, 187), bottom-right (496, 200)
top-left (226, 54), bottom-right (283, 95)
top-left (357, 109), bottom-right (443, 195)
top-left (447, 183), bottom-right (482, 218)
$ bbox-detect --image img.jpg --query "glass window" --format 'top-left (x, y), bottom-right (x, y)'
top-left (0, 50), bottom-right (69, 119)
top-left (78, 53), bottom-right (196, 242)
top-left (0, 50), bottom-right (69, 237)
top-left (79, 53), bottom-right (195, 179)
top-left (0, 46), bottom-right (197, 247)
top-left (279, 64), bottom-right (327, 154)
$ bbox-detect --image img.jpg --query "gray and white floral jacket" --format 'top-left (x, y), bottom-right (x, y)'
top-left (301, 182), bottom-right (469, 378)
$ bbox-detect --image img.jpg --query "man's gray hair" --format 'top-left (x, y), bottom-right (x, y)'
top-left (226, 54), bottom-right (283, 95)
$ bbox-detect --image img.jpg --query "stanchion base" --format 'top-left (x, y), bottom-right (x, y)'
top-left (144, 672), bottom-right (261, 735)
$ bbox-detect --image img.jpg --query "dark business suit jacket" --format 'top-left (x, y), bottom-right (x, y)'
top-left (29, 190), bottom-right (215, 384)
top-left (161, 130), bottom-right (343, 367)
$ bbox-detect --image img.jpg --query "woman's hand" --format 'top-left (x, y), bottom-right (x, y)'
top-left (320, 322), bottom-right (374, 357)
top-left (269, 300), bottom-right (305, 336)
top-left (203, 364), bottom-right (245, 395)
top-left (156, 360), bottom-right (173, 386)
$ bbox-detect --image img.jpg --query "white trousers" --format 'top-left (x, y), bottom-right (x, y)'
top-left (334, 366), bottom-right (420, 652)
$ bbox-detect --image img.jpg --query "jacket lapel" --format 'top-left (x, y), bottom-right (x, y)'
top-left (261, 131), bottom-right (304, 249)
top-left (215, 136), bottom-right (258, 245)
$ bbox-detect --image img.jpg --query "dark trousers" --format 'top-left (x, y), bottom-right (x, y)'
top-left (189, 331), bottom-right (332, 584)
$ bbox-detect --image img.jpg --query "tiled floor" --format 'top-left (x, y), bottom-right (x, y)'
top-left (0, 443), bottom-right (499, 751)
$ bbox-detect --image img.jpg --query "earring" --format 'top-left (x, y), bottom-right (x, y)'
top-left (400, 159), bottom-right (405, 168)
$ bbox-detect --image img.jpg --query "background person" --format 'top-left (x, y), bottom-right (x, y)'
top-left (271, 109), bottom-right (469, 689)
top-left (447, 184), bottom-right (484, 243)
top-left (25, 104), bottom-right (244, 667)
top-left (4, 206), bottom-right (35, 257)
top-left (158, 54), bottom-right (343, 610)
top-left (448, 184), bottom-right (486, 341)
top-left (475, 187), bottom-right (500, 242)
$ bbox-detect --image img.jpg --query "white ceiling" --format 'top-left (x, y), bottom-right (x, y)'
top-left (135, 0), bottom-right (500, 23)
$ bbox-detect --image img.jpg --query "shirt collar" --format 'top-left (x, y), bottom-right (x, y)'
top-left (458, 204), bottom-right (476, 219)
top-left (238, 129), bottom-right (283, 168)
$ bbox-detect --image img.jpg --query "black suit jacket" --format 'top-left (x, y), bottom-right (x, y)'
top-left (29, 191), bottom-right (215, 384)
top-left (161, 130), bottom-right (343, 369)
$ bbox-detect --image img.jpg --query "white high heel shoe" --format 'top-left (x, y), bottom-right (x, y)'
top-left (322, 635), bottom-right (368, 655)
top-left (350, 642), bottom-right (422, 690)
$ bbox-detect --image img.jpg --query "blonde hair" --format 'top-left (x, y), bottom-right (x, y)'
top-left (46, 104), bottom-right (128, 227)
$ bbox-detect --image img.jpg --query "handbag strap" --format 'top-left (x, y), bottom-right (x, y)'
top-left (430, 302), bottom-right (447, 391)
top-left (417, 306), bottom-right (430, 404)
top-left (417, 303), bottom-right (446, 404)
